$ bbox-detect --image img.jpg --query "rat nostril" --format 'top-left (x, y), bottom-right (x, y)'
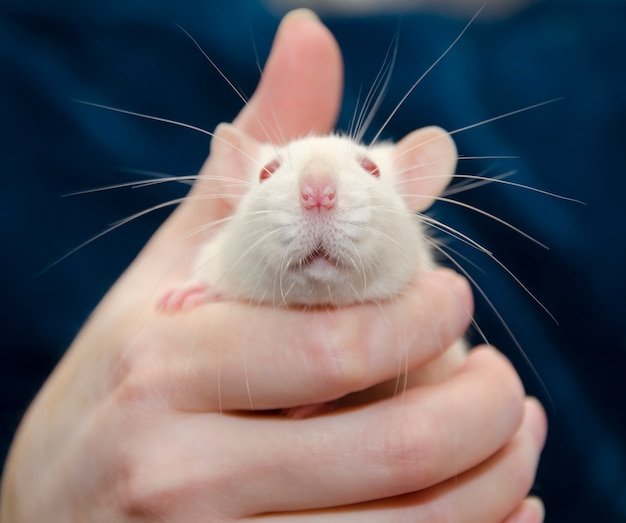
top-left (301, 182), bottom-right (336, 211)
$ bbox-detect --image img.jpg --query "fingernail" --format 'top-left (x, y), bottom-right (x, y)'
top-left (282, 8), bottom-right (320, 23)
top-left (275, 9), bottom-right (321, 46)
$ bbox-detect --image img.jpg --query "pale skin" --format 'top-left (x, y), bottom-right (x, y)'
top-left (0, 9), bottom-right (547, 523)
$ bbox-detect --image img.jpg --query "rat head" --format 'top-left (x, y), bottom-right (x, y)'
top-left (207, 123), bottom-right (457, 306)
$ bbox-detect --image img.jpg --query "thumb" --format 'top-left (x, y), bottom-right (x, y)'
top-left (233, 8), bottom-right (343, 143)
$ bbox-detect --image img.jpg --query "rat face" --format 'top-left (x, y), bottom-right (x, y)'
top-left (203, 124), bottom-right (457, 306)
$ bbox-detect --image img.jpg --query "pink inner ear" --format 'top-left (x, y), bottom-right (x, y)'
top-left (393, 126), bottom-right (457, 212)
top-left (210, 123), bottom-right (261, 199)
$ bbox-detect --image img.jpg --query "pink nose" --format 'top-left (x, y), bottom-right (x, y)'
top-left (301, 180), bottom-right (336, 211)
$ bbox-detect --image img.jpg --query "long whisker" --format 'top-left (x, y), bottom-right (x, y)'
top-left (426, 235), bottom-right (554, 409)
top-left (354, 30), bottom-right (399, 143)
top-left (444, 174), bottom-right (586, 203)
top-left (430, 235), bottom-right (488, 275)
top-left (394, 163), bottom-right (585, 204)
top-left (278, 250), bottom-right (293, 305)
top-left (443, 171), bottom-right (516, 196)
top-left (390, 97), bottom-right (564, 166)
top-left (418, 213), bottom-right (492, 254)
top-left (174, 24), bottom-right (249, 109)
top-left (250, 26), bottom-right (288, 151)
top-left (180, 214), bottom-right (238, 240)
top-left (424, 236), bottom-right (491, 345)
top-left (419, 213), bottom-right (558, 323)
top-left (63, 174), bottom-right (250, 196)
top-left (345, 238), bottom-right (368, 296)
top-left (457, 155), bottom-right (520, 160)
top-left (370, 5), bottom-right (484, 146)
top-left (37, 196), bottom-right (188, 274)
top-left (209, 225), bottom-right (281, 293)
top-left (181, 208), bottom-right (277, 247)
top-left (64, 176), bottom-right (198, 195)
top-left (73, 99), bottom-right (265, 169)
top-left (72, 99), bottom-right (214, 136)
top-left (179, 207), bottom-right (279, 246)
top-left (175, 24), bottom-right (280, 149)
top-left (347, 86), bottom-right (364, 141)
top-left (449, 98), bottom-right (564, 137)
top-left (40, 188), bottom-right (247, 274)
top-left (428, 194), bottom-right (548, 247)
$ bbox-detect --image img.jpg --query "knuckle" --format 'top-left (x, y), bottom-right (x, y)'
top-left (97, 413), bottom-right (162, 517)
top-left (298, 311), bottom-right (375, 395)
top-left (377, 410), bottom-right (442, 487)
top-left (110, 354), bottom-right (166, 410)
top-left (110, 433), bottom-right (230, 519)
top-left (113, 454), bottom-right (160, 518)
top-left (113, 451), bottom-right (178, 519)
top-left (107, 329), bottom-right (182, 410)
top-left (412, 269), bottom-right (472, 349)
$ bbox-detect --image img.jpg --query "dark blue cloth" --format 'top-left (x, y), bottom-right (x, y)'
top-left (1, 1), bottom-right (625, 521)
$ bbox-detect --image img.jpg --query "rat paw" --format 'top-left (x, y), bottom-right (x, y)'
top-left (156, 282), bottom-right (218, 313)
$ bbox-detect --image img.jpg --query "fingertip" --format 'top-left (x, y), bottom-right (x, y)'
top-left (525, 397), bottom-right (549, 450)
top-left (526, 497), bottom-right (546, 523)
top-left (272, 7), bottom-right (324, 52)
top-left (436, 268), bottom-right (473, 316)
top-left (504, 497), bottom-right (545, 523)
top-left (233, 6), bottom-right (343, 141)
top-left (418, 268), bottom-right (474, 340)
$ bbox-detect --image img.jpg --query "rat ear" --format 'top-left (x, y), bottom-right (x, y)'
top-left (392, 126), bottom-right (457, 212)
top-left (209, 123), bottom-right (262, 197)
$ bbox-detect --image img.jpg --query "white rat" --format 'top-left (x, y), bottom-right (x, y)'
top-left (158, 122), bottom-right (461, 310)
top-left (157, 123), bottom-right (467, 415)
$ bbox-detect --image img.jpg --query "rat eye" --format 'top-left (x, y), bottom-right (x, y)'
top-left (260, 159), bottom-right (281, 182)
top-left (359, 157), bottom-right (380, 178)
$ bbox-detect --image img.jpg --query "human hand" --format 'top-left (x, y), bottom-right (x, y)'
top-left (0, 9), bottom-right (546, 522)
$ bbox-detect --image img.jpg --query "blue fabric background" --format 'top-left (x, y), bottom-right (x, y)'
top-left (1, 1), bottom-right (625, 520)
